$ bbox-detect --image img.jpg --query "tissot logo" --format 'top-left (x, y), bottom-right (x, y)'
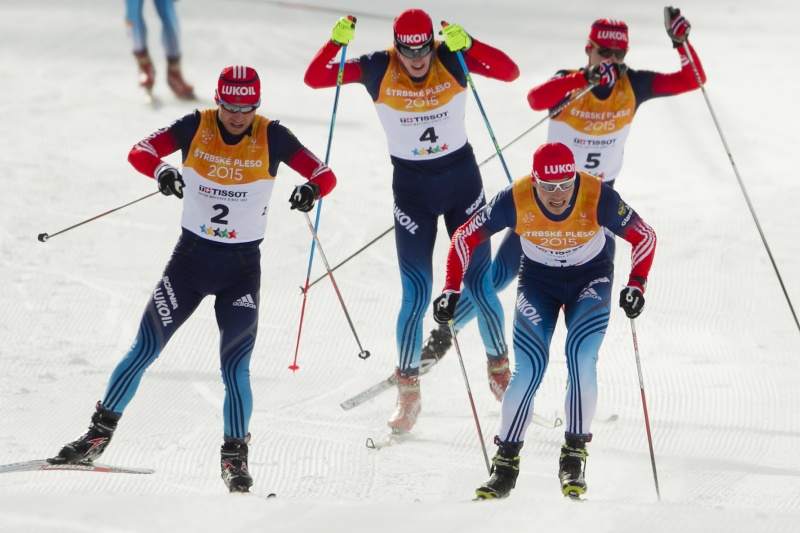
top-left (397, 33), bottom-right (430, 44)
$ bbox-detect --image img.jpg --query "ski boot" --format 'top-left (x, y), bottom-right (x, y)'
top-left (166, 57), bottom-right (196, 100)
top-left (49, 401), bottom-right (121, 464)
top-left (421, 323), bottom-right (452, 363)
top-left (134, 50), bottom-right (155, 93)
top-left (475, 437), bottom-right (522, 499)
top-left (387, 369), bottom-right (421, 434)
top-left (487, 352), bottom-right (510, 402)
top-left (221, 434), bottom-right (253, 493)
top-left (559, 432), bottom-right (591, 498)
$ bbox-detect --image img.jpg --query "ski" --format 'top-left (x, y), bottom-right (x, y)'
top-left (343, 368), bottom-right (565, 430)
top-left (565, 490), bottom-right (587, 502)
top-left (0, 459), bottom-right (154, 475)
top-left (340, 374), bottom-right (397, 410)
top-left (340, 355), bottom-right (441, 410)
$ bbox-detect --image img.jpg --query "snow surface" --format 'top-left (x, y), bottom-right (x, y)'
top-left (2, 0), bottom-right (799, 531)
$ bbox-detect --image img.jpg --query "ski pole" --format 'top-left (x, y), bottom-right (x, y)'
top-left (291, 27), bottom-right (358, 371)
top-left (443, 21), bottom-right (513, 185)
top-left (299, 212), bottom-right (370, 361)
top-left (629, 318), bottom-right (661, 501)
top-left (37, 191), bottom-right (160, 243)
top-left (449, 321), bottom-right (491, 475)
top-left (476, 83), bottom-right (594, 168)
top-left (302, 83), bottom-right (595, 287)
top-left (681, 41), bottom-right (800, 334)
top-left (302, 225), bottom-right (394, 293)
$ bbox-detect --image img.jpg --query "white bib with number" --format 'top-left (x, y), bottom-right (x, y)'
top-left (373, 45), bottom-right (468, 161)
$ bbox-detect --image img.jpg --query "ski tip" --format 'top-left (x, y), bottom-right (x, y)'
top-left (266, 493), bottom-right (277, 499)
top-left (565, 490), bottom-right (586, 502)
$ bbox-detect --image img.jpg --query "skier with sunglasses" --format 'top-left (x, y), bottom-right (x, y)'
top-left (48, 65), bottom-right (338, 493)
top-left (428, 8), bottom-right (705, 373)
top-left (305, 9), bottom-right (518, 434)
top-left (432, 142), bottom-right (657, 499)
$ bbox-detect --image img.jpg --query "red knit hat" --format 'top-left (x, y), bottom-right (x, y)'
top-left (393, 9), bottom-right (433, 48)
top-left (532, 143), bottom-right (576, 182)
top-left (586, 18), bottom-right (629, 50)
top-left (215, 65), bottom-right (260, 106)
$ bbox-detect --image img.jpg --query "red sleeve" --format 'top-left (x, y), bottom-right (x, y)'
top-left (651, 42), bottom-right (706, 95)
top-left (619, 218), bottom-right (657, 292)
top-left (286, 148), bottom-right (337, 197)
top-left (527, 72), bottom-right (587, 111)
top-left (127, 128), bottom-right (180, 180)
top-left (443, 214), bottom-right (493, 293)
top-left (304, 40), bottom-right (364, 88)
top-left (462, 38), bottom-right (519, 82)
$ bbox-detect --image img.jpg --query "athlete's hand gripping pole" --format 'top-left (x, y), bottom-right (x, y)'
top-left (441, 20), bottom-right (513, 185)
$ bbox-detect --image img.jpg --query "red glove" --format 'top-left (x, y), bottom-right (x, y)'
top-left (664, 7), bottom-right (691, 47)
top-left (584, 61), bottom-right (621, 88)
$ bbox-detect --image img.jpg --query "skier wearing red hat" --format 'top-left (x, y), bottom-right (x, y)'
top-left (433, 142), bottom-right (657, 499)
top-left (433, 7), bottom-right (705, 376)
top-left (48, 65), bottom-right (338, 493)
top-left (305, 9), bottom-right (519, 434)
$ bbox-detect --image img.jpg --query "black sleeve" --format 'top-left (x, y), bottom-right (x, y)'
top-left (625, 68), bottom-right (659, 110)
top-left (167, 110), bottom-right (202, 161)
top-left (266, 121), bottom-right (305, 176)
top-left (437, 44), bottom-right (468, 87)
top-left (355, 51), bottom-right (391, 101)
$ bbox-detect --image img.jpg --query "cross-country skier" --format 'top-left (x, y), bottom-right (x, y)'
top-left (427, 7), bottom-right (704, 368)
top-left (304, 9), bottom-right (519, 433)
top-left (433, 142), bottom-right (656, 499)
top-left (125, 0), bottom-right (195, 99)
top-left (49, 65), bottom-right (338, 492)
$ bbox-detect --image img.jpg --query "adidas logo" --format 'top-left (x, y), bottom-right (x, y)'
top-left (577, 287), bottom-right (601, 302)
top-left (233, 294), bottom-right (257, 309)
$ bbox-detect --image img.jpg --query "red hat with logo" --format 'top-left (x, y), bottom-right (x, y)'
top-left (215, 65), bottom-right (261, 106)
top-left (393, 9), bottom-right (434, 49)
top-left (532, 142), bottom-right (576, 182)
top-left (586, 18), bottom-right (629, 50)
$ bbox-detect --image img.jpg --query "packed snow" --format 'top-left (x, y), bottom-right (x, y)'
top-left (1, 0), bottom-right (798, 531)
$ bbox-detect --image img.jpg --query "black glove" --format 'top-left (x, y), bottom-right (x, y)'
top-left (664, 6), bottom-right (691, 48)
top-left (157, 166), bottom-right (185, 199)
top-left (619, 286), bottom-right (645, 319)
top-left (289, 182), bottom-right (321, 212)
top-left (584, 61), bottom-right (623, 88)
top-left (433, 291), bottom-right (461, 324)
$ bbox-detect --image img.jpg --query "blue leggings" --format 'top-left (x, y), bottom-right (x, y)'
top-left (392, 153), bottom-right (506, 373)
top-left (102, 230), bottom-right (260, 439)
top-left (125, 0), bottom-right (181, 58)
top-left (497, 259), bottom-right (613, 444)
